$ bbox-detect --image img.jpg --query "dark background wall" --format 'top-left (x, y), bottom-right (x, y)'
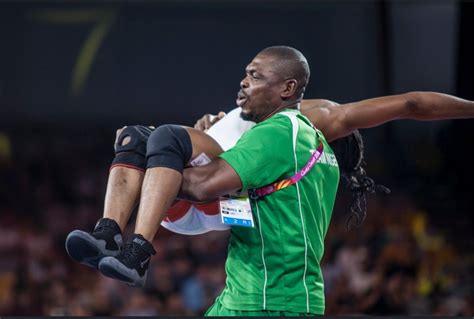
top-left (2, 1), bottom-right (388, 127)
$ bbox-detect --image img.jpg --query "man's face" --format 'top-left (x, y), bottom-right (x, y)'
top-left (237, 54), bottom-right (286, 123)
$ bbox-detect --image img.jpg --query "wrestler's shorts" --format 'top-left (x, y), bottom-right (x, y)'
top-left (161, 199), bottom-right (230, 235)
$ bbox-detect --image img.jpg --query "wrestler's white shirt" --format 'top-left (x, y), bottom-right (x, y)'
top-left (206, 107), bottom-right (256, 151)
top-left (160, 107), bottom-right (256, 235)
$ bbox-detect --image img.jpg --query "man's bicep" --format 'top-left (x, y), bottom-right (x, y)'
top-left (301, 99), bottom-right (340, 110)
top-left (319, 94), bottom-right (411, 142)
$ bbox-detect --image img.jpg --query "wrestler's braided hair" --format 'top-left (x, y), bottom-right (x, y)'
top-left (329, 130), bottom-right (390, 229)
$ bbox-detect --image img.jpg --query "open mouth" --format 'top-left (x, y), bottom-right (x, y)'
top-left (236, 91), bottom-right (247, 107)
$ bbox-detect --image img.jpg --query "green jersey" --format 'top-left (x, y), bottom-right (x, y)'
top-left (218, 109), bottom-right (340, 314)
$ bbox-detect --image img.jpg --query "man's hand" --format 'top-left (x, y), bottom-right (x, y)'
top-left (194, 112), bottom-right (226, 131)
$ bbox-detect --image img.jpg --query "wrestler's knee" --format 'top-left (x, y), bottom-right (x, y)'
top-left (146, 125), bottom-right (192, 173)
top-left (111, 125), bottom-right (154, 169)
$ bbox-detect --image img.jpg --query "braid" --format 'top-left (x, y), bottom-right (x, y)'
top-left (329, 130), bottom-right (390, 229)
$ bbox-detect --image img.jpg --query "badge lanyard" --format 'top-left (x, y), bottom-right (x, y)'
top-left (250, 140), bottom-right (324, 199)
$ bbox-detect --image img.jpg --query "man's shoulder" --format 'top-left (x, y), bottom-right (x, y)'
top-left (239, 115), bottom-right (291, 143)
top-left (229, 114), bottom-right (293, 151)
top-left (273, 110), bottom-right (315, 133)
top-left (254, 112), bottom-right (295, 130)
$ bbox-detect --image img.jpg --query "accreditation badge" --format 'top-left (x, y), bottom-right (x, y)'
top-left (189, 152), bottom-right (212, 167)
top-left (219, 195), bottom-right (254, 228)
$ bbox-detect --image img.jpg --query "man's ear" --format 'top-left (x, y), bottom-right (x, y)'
top-left (281, 79), bottom-right (298, 99)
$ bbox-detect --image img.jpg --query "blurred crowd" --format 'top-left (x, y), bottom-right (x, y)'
top-left (0, 129), bottom-right (472, 316)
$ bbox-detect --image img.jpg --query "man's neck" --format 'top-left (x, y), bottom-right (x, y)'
top-left (258, 100), bottom-right (300, 123)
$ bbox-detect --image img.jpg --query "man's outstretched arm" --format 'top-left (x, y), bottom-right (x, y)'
top-left (301, 92), bottom-right (474, 142)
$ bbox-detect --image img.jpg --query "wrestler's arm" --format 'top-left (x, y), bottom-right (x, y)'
top-left (301, 92), bottom-right (474, 142)
top-left (180, 159), bottom-right (242, 202)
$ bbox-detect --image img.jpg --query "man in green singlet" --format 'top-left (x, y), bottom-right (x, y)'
top-left (181, 46), bottom-right (338, 315)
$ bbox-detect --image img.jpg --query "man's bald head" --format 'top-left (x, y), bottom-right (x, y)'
top-left (257, 46), bottom-right (310, 99)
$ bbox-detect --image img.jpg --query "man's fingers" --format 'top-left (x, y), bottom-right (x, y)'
top-left (194, 112), bottom-right (226, 131)
top-left (194, 120), bottom-right (204, 130)
top-left (217, 111), bottom-right (226, 119)
top-left (210, 111), bottom-right (226, 125)
top-left (208, 115), bottom-right (217, 124)
top-left (194, 115), bottom-right (211, 130)
top-left (205, 115), bottom-right (215, 129)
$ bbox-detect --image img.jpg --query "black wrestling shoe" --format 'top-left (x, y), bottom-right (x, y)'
top-left (98, 234), bottom-right (156, 287)
top-left (65, 218), bottom-right (123, 269)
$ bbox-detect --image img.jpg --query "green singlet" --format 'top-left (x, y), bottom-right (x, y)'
top-left (209, 109), bottom-right (340, 316)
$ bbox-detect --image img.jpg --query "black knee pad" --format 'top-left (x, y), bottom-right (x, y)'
top-left (146, 124), bottom-right (192, 173)
top-left (111, 125), bottom-right (154, 170)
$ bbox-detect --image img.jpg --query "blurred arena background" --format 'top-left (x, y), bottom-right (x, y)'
top-left (0, 0), bottom-right (473, 315)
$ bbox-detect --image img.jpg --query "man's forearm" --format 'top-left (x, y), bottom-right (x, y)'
top-left (179, 158), bottom-right (243, 203)
top-left (341, 91), bottom-right (474, 133)
top-left (404, 91), bottom-right (474, 121)
top-left (179, 167), bottom-right (209, 202)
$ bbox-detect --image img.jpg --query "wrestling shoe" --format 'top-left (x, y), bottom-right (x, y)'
top-left (65, 218), bottom-right (123, 269)
top-left (98, 234), bottom-right (156, 287)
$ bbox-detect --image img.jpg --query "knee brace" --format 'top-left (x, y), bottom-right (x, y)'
top-left (146, 125), bottom-right (192, 173)
top-left (111, 125), bottom-right (153, 171)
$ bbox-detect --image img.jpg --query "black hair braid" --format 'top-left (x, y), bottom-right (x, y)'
top-left (329, 130), bottom-right (390, 229)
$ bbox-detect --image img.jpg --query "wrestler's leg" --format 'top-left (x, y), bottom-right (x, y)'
top-left (134, 127), bottom-right (223, 241)
top-left (103, 127), bottom-right (148, 231)
top-left (65, 125), bottom-right (153, 269)
top-left (98, 126), bottom-right (223, 286)
top-left (103, 167), bottom-right (143, 231)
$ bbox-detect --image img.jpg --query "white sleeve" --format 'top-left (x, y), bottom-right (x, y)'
top-left (205, 107), bottom-right (256, 151)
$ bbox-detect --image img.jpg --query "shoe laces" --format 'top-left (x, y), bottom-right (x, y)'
top-left (94, 225), bottom-right (110, 234)
top-left (121, 242), bottom-right (142, 262)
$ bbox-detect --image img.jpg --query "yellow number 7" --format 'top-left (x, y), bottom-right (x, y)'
top-left (31, 9), bottom-right (117, 96)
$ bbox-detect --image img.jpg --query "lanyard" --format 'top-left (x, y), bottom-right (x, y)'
top-left (250, 140), bottom-right (324, 199)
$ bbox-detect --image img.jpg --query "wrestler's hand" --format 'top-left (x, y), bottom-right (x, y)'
top-left (115, 126), bottom-right (155, 144)
top-left (194, 112), bottom-right (226, 131)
